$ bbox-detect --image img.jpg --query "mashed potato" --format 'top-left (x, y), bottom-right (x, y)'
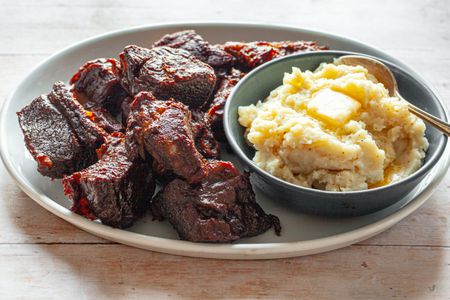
top-left (238, 62), bottom-right (428, 191)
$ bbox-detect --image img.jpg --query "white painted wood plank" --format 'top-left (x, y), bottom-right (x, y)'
top-left (0, 0), bottom-right (449, 56)
top-left (0, 244), bottom-right (448, 299)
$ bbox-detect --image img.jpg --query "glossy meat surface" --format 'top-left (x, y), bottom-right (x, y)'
top-left (17, 82), bottom-right (107, 178)
top-left (17, 93), bottom-right (84, 178)
top-left (70, 58), bottom-right (128, 116)
top-left (63, 133), bottom-right (155, 228)
top-left (152, 161), bottom-right (281, 243)
top-left (207, 68), bottom-right (245, 142)
top-left (126, 92), bottom-right (208, 183)
top-left (146, 109), bottom-right (220, 184)
top-left (48, 82), bottom-right (106, 149)
top-left (119, 45), bottom-right (216, 108)
top-left (153, 30), bottom-right (234, 69)
top-left (224, 41), bottom-right (328, 70)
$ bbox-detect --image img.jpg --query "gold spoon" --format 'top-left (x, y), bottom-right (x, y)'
top-left (336, 55), bottom-right (450, 136)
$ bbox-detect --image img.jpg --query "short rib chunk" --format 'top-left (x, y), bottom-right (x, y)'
top-left (63, 133), bottom-right (155, 228)
top-left (119, 45), bottom-right (216, 108)
top-left (126, 92), bottom-right (208, 183)
top-left (17, 82), bottom-right (107, 178)
top-left (152, 161), bottom-right (281, 243)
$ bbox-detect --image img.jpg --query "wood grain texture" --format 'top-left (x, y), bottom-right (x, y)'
top-left (0, 0), bottom-right (449, 298)
top-left (0, 244), bottom-right (449, 299)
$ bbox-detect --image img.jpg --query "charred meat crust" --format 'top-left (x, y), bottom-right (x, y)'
top-left (126, 91), bottom-right (208, 184)
top-left (152, 161), bottom-right (281, 243)
top-left (48, 82), bottom-right (106, 147)
top-left (223, 40), bottom-right (329, 70)
top-left (17, 82), bottom-right (107, 178)
top-left (17, 94), bottom-right (84, 178)
top-left (206, 68), bottom-right (246, 142)
top-left (62, 133), bottom-right (155, 228)
top-left (153, 30), bottom-right (234, 69)
top-left (119, 45), bottom-right (216, 108)
top-left (149, 109), bottom-right (220, 185)
top-left (70, 58), bottom-right (129, 116)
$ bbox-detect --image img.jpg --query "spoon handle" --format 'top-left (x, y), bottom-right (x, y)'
top-left (406, 102), bottom-right (450, 136)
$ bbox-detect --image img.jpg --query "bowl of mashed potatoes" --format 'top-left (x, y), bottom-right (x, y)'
top-left (224, 51), bottom-right (448, 216)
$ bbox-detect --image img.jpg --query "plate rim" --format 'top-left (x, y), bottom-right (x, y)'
top-left (1, 21), bottom-right (449, 260)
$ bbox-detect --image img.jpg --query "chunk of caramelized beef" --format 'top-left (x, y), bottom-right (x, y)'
top-left (206, 68), bottom-right (246, 142)
top-left (126, 92), bottom-right (208, 183)
top-left (152, 161), bottom-right (281, 243)
top-left (17, 82), bottom-right (107, 178)
top-left (119, 45), bottom-right (216, 108)
top-left (63, 133), bottom-right (155, 228)
top-left (126, 92), bottom-right (219, 184)
top-left (17, 94), bottom-right (84, 178)
top-left (224, 41), bottom-right (328, 70)
top-left (153, 30), bottom-right (234, 69)
top-left (149, 110), bottom-right (220, 184)
top-left (70, 58), bottom-right (128, 116)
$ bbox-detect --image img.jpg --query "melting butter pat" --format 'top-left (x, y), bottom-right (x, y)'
top-left (307, 88), bottom-right (361, 126)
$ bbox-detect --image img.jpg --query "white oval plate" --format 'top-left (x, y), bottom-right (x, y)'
top-left (1, 22), bottom-right (449, 259)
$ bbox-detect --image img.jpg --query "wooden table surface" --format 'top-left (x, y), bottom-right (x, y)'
top-left (1, 0), bottom-right (449, 299)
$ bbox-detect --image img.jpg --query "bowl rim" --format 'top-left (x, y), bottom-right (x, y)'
top-left (224, 50), bottom-right (449, 196)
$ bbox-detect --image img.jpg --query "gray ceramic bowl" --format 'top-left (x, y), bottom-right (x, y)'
top-left (224, 50), bottom-right (448, 216)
